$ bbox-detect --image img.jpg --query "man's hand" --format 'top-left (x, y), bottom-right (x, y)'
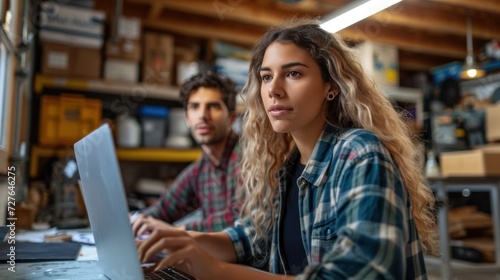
top-left (131, 213), bottom-right (173, 237)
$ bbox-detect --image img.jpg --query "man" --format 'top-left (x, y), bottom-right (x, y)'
top-left (131, 72), bottom-right (242, 233)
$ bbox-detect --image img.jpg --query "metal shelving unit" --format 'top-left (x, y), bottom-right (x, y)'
top-left (34, 74), bottom-right (181, 100)
top-left (29, 145), bottom-right (202, 178)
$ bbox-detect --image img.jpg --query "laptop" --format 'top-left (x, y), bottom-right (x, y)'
top-left (74, 123), bottom-right (195, 280)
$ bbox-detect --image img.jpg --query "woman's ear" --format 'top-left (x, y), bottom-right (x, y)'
top-left (326, 83), bottom-right (339, 101)
top-left (329, 83), bottom-right (340, 95)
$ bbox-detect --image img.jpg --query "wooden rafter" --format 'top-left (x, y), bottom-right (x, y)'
top-left (116, 0), bottom-right (499, 74)
top-left (426, 0), bottom-right (500, 14)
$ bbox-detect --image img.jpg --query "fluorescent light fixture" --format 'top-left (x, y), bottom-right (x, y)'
top-left (320, 0), bottom-right (402, 33)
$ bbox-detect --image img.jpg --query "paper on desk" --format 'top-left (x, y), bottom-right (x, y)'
top-left (72, 232), bottom-right (95, 245)
top-left (16, 228), bottom-right (58, 242)
top-left (16, 228), bottom-right (96, 245)
top-left (77, 245), bottom-right (99, 261)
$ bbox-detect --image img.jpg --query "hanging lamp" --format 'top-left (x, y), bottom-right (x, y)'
top-left (460, 16), bottom-right (485, 79)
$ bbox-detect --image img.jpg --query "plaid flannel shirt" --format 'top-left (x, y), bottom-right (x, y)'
top-left (225, 126), bottom-right (428, 279)
top-left (143, 132), bottom-right (241, 232)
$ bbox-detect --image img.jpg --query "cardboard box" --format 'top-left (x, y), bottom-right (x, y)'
top-left (142, 32), bottom-right (174, 86)
top-left (476, 143), bottom-right (500, 152)
top-left (41, 43), bottom-right (71, 77)
top-left (486, 103), bottom-right (500, 143)
top-left (39, 2), bottom-right (105, 48)
top-left (104, 59), bottom-right (139, 83)
top-left (72, 47), bottom-right (102, 79)
top-left (41, 42), bottom-right (101, 79)
top-left (105, 39), bottom-right (141, 61)
top-left (440, 149), bottom-right (500, 177)
top-left (106, 16), bottom-right (142, 61)
top-left (111, 16), bottom-right (141, 41)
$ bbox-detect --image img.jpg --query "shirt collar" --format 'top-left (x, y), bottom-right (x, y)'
top-left (284, 124), bottom-right (341, 188)
top-left (202, 131), bottom-right (240, 169)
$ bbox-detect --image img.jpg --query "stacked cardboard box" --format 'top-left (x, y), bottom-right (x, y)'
top-left (104, 16), bottom-right (142, 83)
top-left (486, 103), bottom-right (500, 143)
top-left (440, 144), bottom-right (500, 177)
top-left (142, 32), bottom-right (175, 86)
top-left (39, 2), bottom-right (105, 79)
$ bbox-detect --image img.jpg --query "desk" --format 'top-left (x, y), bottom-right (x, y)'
top-left (0, 260), bottom-right (105, 279)
top-left (430, 177), bottom-right (500, 280)
top-left (0, 228), bottom-right (103, 279)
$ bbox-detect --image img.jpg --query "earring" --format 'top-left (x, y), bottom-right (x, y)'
top-left (326, 92), bottom-right (336, 101)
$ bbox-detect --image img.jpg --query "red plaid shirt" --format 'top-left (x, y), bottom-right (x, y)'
top-left (142, 132), bottom-right (241, 232)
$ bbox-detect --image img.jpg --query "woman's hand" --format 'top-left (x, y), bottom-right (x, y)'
top-left (137, 224), bottom-right (223, 280)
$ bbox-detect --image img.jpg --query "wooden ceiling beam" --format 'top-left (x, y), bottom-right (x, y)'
top-left (143, 17), bottom-right (263, 46)
top-left (127, 0), bottom-right (500, 43)
top-left (340, 23), bottom-right (467, 59)
top-left (149, 3), bottom-right (163, 19)
top-left (123, 0), bottom-right (483, 72)
top-left (426, 0), bottom-right (500, 14)
top-left (369, 1), bottom-right (500, 40)
top-left (142, 14), bottom-right (466, 63)
top-left (399, 51), bottom-right (457, 72)
top-left (126, 0), bottom-right (296, 26)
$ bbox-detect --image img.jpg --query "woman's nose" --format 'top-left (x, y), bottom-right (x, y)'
top-left (268, 79), bottom-right (285, 98)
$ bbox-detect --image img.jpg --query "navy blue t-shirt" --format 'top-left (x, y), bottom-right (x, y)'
top-left (280, 160), bottom-right (307, 275)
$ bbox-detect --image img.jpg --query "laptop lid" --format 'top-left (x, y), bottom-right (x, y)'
top-left (74, 123), bottom-right (145, 279)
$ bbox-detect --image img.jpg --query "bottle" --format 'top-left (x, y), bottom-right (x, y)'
top-left (425, 150), bottom-right (440, 177)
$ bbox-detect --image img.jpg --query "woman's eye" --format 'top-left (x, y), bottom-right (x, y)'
top-left (261, 74), bottom-right (271, 82)
top-left (288, 71), bottom-right (300, 78)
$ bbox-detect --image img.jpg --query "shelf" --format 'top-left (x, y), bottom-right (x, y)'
top-left (34, 74), bottom-right (181, 101)
top-left (29, 145), bottom-right (202, 177)
top-left (116, 148), bottom-right (201, 162)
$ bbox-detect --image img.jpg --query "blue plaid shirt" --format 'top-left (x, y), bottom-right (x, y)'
top-left (225, 125), bottom-right (427, 279)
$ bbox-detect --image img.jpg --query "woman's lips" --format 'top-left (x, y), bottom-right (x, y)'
top-left (269, 105), bottom-right (293, 117)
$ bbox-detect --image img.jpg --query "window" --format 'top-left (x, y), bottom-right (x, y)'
top-left (0, 43), bottom-right (8, 148)
top-left (0, 9), bottom-right (12, 172)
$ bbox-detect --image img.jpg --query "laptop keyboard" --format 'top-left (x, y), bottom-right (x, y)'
top-left (145, 266), bottom-right (196, 280)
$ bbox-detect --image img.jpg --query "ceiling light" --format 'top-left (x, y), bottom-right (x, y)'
top-left (460, 16), bottom-right (485, 80)
top-left (320, 0), bottom-right (402, 33)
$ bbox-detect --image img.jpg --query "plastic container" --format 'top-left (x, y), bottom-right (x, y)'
top-left (39, 94), bottom-right (102, 146)
top-left (138, 105), bottom-right (169, 147)
top-left (116, 115), bottom-right (141, 148)
top-left (165, 108), bottom-right (192, 148)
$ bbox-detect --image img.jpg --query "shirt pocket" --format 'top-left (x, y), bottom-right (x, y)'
top-left (311, 216), bottom-right (337, 262)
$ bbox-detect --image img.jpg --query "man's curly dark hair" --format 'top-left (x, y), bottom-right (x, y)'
top-left (179, 72), bottom-right (238, 113)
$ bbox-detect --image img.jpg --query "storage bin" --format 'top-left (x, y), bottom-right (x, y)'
top-left (39, 94), bottom-right (102, 146)
top-left (138, 105), bottom-right (169, 147)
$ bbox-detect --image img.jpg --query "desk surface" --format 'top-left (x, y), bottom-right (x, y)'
top-left (0, 228), bottom-right (103, 280)
top-left (0, 260), bottom-right (106, 279)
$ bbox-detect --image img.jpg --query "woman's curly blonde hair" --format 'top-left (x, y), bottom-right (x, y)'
top-left (239, 18), bottom-right (438, 256)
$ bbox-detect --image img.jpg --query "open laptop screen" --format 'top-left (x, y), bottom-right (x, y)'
top-left (74, 124), bottom-right (145, 279)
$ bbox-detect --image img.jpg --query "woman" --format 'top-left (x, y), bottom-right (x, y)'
top-left (137, 18), bottom-right (438, 280)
